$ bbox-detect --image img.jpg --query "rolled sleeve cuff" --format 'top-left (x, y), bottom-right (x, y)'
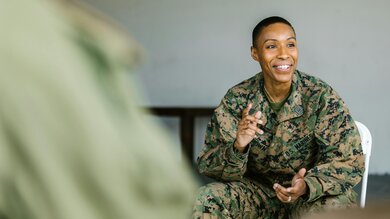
top-left (226, 142), bottom-right (249, 166)
top-left (304, 176), bottom-right (324, 202)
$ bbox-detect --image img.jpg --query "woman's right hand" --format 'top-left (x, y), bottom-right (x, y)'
top-left (234, 103), bottom-right (263, 153)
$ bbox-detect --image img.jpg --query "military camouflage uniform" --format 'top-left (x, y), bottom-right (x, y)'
top-left (193, 70), bottom-right (364, 219)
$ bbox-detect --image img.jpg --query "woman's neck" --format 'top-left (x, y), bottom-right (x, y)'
top-left (263, 80), bottom-right (292, 103)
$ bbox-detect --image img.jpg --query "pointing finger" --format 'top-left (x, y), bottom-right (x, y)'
top-left (242, 103), bottom-right (252, 118)
top-left (254, 111), bottom-right (261, 119)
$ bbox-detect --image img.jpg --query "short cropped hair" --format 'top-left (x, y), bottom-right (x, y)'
top-left (252, 16), bottom-right (295, 47)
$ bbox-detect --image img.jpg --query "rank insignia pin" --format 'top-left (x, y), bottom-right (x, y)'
top-left (293, 106), bottom-right (303, 115)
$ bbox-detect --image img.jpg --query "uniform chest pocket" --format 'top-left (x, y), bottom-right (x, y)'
top-left (292, 134), bottom-right (314, 152)
top-left (283, 133), bottom-right (315, 169)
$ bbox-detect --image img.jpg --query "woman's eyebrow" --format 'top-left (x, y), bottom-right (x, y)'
top-left (263, 36), bottom-right (296, 44)
top-left (263, 39), bottom-right (277, 43)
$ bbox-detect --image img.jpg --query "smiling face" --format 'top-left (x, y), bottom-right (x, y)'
top-left (251, 22), bottom-right (298, 86)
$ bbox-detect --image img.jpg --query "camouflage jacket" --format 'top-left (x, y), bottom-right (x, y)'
top-left (197, 70), bottom-right (364, 202)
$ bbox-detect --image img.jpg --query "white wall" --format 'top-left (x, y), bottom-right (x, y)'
top-left (81, 0), bottom-right (390, 174)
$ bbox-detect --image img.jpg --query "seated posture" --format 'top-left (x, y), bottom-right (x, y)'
top-left (193, 16), bottom-right (364, 219)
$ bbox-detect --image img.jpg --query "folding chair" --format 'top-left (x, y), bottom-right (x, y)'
top-left (355, 121), bottom-right (372, 208)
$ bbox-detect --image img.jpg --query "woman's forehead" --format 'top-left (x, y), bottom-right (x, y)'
top-left (259, 23), bottom-right (296, 42)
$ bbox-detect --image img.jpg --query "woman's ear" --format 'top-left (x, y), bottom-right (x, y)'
top-left (251, 46), bottom-right (260, 61)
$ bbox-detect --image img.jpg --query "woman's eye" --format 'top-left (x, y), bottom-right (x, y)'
top-left (287, 43), bottom-right (295, 48)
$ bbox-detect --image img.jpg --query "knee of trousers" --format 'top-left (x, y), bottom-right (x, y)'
top-left (196, 182), bottom-right (230, 204)
top-left (300, 191), bottom-right (358, 216)
top-left (193, 182), bottom-right (235, 218)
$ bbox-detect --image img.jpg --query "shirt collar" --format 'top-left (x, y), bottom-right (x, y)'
top-left (277, 72), bottom-right (304, 122)
top-left (249, 71), bottom-right (304, 127)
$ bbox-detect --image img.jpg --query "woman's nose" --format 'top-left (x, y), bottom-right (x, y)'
top-left (277, 46), bottom-right (289, 59)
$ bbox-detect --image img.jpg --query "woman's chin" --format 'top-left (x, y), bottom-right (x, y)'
top-left (271, 74), bottom-right (293, 84)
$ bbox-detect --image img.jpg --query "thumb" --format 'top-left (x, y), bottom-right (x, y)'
top-left (291, 168), bottom-right (306, 188)
top-left (298, 168), bottom-right (306, 178)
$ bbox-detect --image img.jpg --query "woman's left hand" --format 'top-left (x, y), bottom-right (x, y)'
top-left (273, 168), bottom-right (307, 203)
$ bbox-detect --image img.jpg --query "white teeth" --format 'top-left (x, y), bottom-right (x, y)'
top-left (276, 65), bottom-right (290, 70)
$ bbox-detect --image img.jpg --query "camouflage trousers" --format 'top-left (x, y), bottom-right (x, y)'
top-left (192, 178), bottom-right (357, 219)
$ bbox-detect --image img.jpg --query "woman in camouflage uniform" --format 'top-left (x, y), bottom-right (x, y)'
top-left (193, 16), bottom-right (364, 219)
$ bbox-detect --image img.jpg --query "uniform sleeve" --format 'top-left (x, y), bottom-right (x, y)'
top-left (197, 90), bottom-right (250, 181)
top-left (304, 86), bottom-right (364, 202)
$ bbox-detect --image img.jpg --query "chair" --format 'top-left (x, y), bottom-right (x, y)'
top-left (355, 121), bottom-right (372, 208)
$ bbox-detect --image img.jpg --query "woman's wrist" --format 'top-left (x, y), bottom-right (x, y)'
top-left (233, 140), bottom-right (247, 153)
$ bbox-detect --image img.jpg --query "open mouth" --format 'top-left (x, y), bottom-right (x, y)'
top-left (273, 64), bottom-right (292, 71)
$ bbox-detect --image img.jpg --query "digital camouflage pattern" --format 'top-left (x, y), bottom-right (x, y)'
top-left (193, 70), bottom-right (364, 218)
top-left (193, 179), bottom-right (357, 219)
